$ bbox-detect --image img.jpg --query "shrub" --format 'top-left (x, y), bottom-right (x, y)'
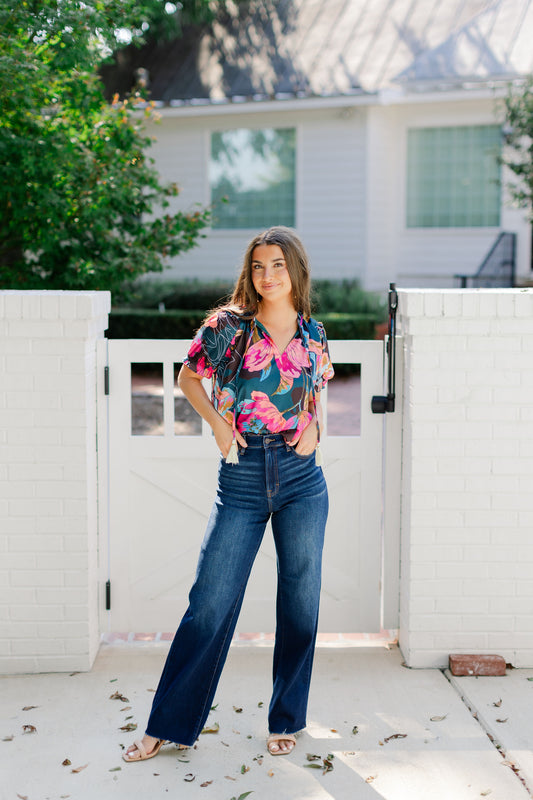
top-left (107, 308), bottom-right (381, 341)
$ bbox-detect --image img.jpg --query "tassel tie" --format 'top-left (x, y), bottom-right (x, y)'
top-left (312, 383), bottom-right (324, 466)
top-left (225, 421), bottom-right (240, 465)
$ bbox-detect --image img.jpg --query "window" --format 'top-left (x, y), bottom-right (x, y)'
top-left (210, 128), bottom-right (296, 229)
top-left (406, 125), bottom-right (501, 228)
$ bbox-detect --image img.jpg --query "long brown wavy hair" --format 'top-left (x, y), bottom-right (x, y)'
top-left (227, 226), bottom-right (312, 320)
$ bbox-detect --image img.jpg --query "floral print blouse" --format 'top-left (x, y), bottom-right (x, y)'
top-left (183, 309), bottom-right (334, 441)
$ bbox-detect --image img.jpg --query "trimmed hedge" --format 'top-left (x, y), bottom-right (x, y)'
top-left (107, 308), bottom-right (381, 341)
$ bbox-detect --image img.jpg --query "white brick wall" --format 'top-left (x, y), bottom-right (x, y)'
top-left (0, 291), bottom-right (110, 673)
top-left (398, 289), bottom-right (533, 668)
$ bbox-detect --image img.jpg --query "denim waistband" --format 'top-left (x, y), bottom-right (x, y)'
top-left (242, 433), bottom-right (288, 449)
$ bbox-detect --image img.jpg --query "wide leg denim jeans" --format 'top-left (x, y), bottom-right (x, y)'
top-left (145, 433), bottom-right (329, 746)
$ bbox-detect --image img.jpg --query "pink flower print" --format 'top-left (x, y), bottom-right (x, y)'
top-left (215, 386), bottom-right (234, 418)
top-left (244, 338), bottom-right (275, 373)
top-left (188, 335), bottom-right (202, 357)
top-left (205, 312), bottom-right (220, 328)
top-left (292, 410), bottom-right (313, 441)
top-left (248, 391), bottom-right (299, 433)
top-left (195, 356), bottom-right (214, 379)
top-left (276, 339), bottom-right (309, 380)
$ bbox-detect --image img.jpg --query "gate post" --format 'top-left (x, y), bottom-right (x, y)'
top-left (397, 289), bottom-right (533, 668)
top-left (0, 291), bottom-right (110, 673)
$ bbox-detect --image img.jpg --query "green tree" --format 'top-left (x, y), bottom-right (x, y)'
top-left (0, 0), bottom-right (215, 292)
top-left (501, 76), bottom-right (533, 218)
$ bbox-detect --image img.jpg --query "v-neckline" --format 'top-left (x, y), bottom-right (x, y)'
top-left (255, 318), bottom-right (299, 356)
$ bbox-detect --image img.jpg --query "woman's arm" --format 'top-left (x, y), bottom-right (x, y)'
top-left (177, 364), bottom-right (246, 458)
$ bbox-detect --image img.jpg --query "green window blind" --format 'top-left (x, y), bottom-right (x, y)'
top-left (407, 125), bottom-right (501, 228)
top-left (210, 128), bottom-right (296, 229)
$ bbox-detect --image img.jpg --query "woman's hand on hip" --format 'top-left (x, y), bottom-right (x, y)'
top-left (289, 419), bottom-right (318, 456)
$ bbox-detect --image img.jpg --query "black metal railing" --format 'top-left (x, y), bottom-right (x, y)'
top-left (455, 232), bottom-right (516, 288)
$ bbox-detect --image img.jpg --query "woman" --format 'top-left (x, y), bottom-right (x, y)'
top-left (123, 226), bottom-right (334, 762)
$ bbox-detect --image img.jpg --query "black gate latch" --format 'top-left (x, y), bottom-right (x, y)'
top-left (371, 283), bottom-right (398, 414)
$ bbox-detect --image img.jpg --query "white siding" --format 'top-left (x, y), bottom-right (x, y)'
top-left (145, 107), bottom-right (367, 283)
top-left (144, 95), bottom-right (531, 292)
top-left (366, 99), bottom-right (531, 290)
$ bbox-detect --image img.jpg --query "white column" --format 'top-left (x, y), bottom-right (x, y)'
top-left (0, 291), bottom-right (110, 673)
top-left (398, 289), bottom-right (533, 667)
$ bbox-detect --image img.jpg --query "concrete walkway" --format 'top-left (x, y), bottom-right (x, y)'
top-left (2, 643), bottom-right (532, 800)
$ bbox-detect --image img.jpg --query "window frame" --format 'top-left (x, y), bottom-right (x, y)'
top-left (208, 125), bottom-right (298, 231)
top-left (405, 123), bottom-right (502, 230)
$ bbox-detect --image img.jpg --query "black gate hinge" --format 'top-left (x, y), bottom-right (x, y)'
top-left (105, 580), bottom-right (111, 610)
top-left (372, 283), bottom-right (398, 414)
top-left (104, 366), bottom-right (110, 395)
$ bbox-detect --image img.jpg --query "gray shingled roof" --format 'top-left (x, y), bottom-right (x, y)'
top-left (106, 0), bottom-right (533, 103)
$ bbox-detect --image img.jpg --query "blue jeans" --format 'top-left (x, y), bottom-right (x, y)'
top-left (145, 433), bottom-right (329, 746)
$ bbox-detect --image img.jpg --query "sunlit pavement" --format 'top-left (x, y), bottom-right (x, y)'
top-left (2, 643), bottom-right (532, 800)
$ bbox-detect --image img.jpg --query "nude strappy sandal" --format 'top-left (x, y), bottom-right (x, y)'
top-left (267, 733), bottom-right (297, 755)
top-left (123, 738), bottom-right (176, 762)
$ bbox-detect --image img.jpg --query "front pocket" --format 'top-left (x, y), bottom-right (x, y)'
top-left (288, 446), bottom-right (315, 461)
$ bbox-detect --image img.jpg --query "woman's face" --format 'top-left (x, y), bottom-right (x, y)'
top-left (251, 244), bottom-right (293, 306)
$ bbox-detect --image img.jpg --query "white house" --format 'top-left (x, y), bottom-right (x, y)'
top-left (106, 0), bottom-right (533, 290)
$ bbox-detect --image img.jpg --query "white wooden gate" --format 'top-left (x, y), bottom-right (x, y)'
top-left (96, 338), bottom-right (399, 634)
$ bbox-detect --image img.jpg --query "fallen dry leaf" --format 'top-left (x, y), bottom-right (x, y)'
top-left (201, 722), bottom-right (219, 734)
top-left (502, 760), bottom-right (516, 768)
top-left (221, 741), bottom-right (230, 747)
top-left (492, 699), bottom-right (502, 707)
top-left (241, 764), bottom-right (250, 774)
top-left (119, 723), bottom-right (137, 732)
top-left (200, 781), bottom-right (213, 787)
top-left (62, 758), bottom-right (72, 766)
top-left (322, 755), bottom-right (334, 775)
top-left (330, 728), bottom-right (338, 733)
top-left (17, 794), bottom-right (28, 800)
top-left (233, 706), bottom-right (243, 713)
top-left (232, 729), bottom-right (240, 735)
top-left (71, 764), bottom-right (88, 774)
top-left (258, 701), bottom-right (264, 708)
top-left (225, 775), bottom-right (236, 781)
top-left (120, 706), bottom-right (132, 712)
top-left (268, 770), bottom-right (274, 777)
top-left (22, 725), bottom-right (37, 734)
top-left (496, 718), bottom-right (508, 724)
top-left (22, 706), bottom-right (38, 711)
top-left (430, 715), bottom-right (447, 722)
top-left (253, 756), bottom-right (263, 765)
top-left (306, 753), bottom-right (321, 762)
top-left (352, 725), bottom-right (359, 735)
top-left (147, 688), bottom-right (156, 692)
top-left (366, 775), bottom-right (376, 783)
top-left (3, 735), bottom-right (14, 741)
top-left (109, 691), bottom-right (129, 702)
top-left (184, 773), bottom-right (195, 782)
top-left (480, 792), bottom-right (492, 797)
top-left (109, 767), bottom-right (121, 772)
top-left (383, 733), bottom-right (407, 743)
top-left (378, 741), bottom-right (384, 746)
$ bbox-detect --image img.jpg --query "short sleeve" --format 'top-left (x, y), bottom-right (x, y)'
top-left (183, 310), bottom-right (241, 379)
top-left (314, 322), bottom-right (335, 391)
